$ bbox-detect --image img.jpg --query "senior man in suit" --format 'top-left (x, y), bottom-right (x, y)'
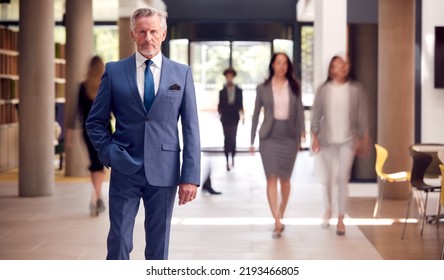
top-left (86, 7), bottom-right (200, 260)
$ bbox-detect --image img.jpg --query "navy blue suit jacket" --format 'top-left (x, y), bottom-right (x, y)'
top-left (86, 54), bottom-right (201, 187)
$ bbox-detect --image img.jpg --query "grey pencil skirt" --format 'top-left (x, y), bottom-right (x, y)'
top-left (259, 120), bottom-right (299, 179)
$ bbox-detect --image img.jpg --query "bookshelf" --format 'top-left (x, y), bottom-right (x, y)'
top-left (0, 25), bottom-right (19, 172)
top-left (0, 26), bottom-right (66, 172)
top-left (0, 26), bottom-right (19, 126)
top-left (54, 42), bottom-right (66, 169)
top-left (54, 42), bottom-right (66, 102)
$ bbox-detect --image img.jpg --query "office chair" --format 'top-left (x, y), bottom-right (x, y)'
top-left (401, 150), bottom-right (441, 239)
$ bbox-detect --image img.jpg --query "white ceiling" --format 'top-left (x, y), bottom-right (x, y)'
top-left (297, 0), bottom-right (315, 22)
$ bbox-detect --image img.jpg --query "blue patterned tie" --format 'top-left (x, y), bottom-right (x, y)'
top-left (144, 60), bottom-right (155, 112)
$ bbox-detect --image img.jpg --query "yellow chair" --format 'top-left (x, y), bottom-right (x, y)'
top-left (373, 144), bottom-right (411, 217)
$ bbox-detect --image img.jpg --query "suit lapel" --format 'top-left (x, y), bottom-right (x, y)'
top-left (158, 55), bottom-right (171, 94)
top-left (288, 86), bottom-right (296, 116)
top-left (264, 83), bottom-right (274, 114)
top-left (124, 54), bottom-right (146, 112)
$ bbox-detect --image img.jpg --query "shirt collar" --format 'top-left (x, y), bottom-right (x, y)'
top-left (135, 51), bottom-right (163, 70)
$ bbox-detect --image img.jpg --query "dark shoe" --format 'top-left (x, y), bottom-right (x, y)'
top-left (272, 224), bottom-right (285, 239)
top-left (202, 186), bottom-right (222, 195)
top-left (336, 223), bottom-right (346, 236)
top-left (89, 202), bottom-right (98, 217)
top-left (202, 176), bottom-right (222, 195)
top-left (226, 163), bottom-right (230, 171)
top-left (97, 199), bottom-right (106, 213)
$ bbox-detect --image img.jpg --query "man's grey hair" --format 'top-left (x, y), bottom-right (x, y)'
top-left (130, 7), bottom-right (168, 32)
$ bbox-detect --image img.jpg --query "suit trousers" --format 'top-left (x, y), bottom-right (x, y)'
top-left (106, 167), bottom-right (177, 260)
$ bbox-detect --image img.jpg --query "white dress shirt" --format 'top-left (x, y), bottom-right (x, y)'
top-left (272, 80), bottom-right (290, 120)
top-left (227, 85), bottom-right (236, 105)
top-left (135, 51), bottom-right (162, 102)
top-left (326, 81), bottom-right (353, 143)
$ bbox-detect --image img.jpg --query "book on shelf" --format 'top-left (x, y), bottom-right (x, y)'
top-left (0, 53), bottom-right (18, 76)
top-left (0, 78), bottom-right (19, 100)
top-left (55, 42), bottom-right (66, 59)
top-left (0, 25), bottom-right (18, 51)
top-left (55, 83), bottom-right (65, 99)
top-left (0, 102), bottom-right (5, 125)
top-left (10, 103), bottom-right (18, 123)
top-left (54, 62), bottom-right (66, 79)
top-left (0, 102), bottom-right (18, 124)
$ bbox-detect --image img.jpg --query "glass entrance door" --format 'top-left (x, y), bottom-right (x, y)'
top-left (169, 40), bottom-right (298, 149)
top-left (188, 41), bottom-right (272, 148)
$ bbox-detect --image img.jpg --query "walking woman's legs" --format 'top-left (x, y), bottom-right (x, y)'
top-left (91, 170), bottom-right (105, 201)
top-left (223, 124), bottom-right (238, 170)
top-left (336, 140), bottom-right (355, 235)
top-left (266, 175), bottom-right (284, 233)
top-left (222, 124), bottom-right (230, 171)
top-left (279, 178), bottom-right (291, 220)
top-left (319, 145), bottom-right (337, 226)
top-left (231, 122), bottom-right (239, 167)
top-left (90, 170), bottom-right (106, 216)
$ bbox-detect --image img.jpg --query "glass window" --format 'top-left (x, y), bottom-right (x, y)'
top-left (232, 41), bottom-right (271, 86)
top-left (53, 25), bottom-right (118, 63)
top-left (93, 26), bottom-right (118, 62)
top-left (190, 41), bottom-right (230, 112)
top-left (273, 39), bottom-right (293, 61)
top-left (301, 25), bottom-right (315, 106)
top-left (54, 26), bottom-right (66, 44)
top-left (231, 41), bottom-right (271, 119)
top-left (169, 39), bottom-right (189, 65)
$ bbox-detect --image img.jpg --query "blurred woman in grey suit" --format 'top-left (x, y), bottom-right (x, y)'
top-left (311, 55), bottom-right (370, 236)
top-left (250, 53), bottom-right (305, 238)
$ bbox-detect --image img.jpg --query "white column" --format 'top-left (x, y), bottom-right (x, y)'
top-left (314, 0), bottom-right (347, 88)
top-left (64, 0), bottom-right (93, 176)
top-left (19, 0), bottom-right (55, 196)
top-left (312, 0), bottom-right (347, 180)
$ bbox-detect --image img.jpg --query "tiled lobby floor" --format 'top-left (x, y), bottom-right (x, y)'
top-left (1, 109), bottom-right (443, 260)
top-left (0, 151), bottom-right (386, 260)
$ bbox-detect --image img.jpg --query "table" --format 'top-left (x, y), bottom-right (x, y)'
top-left (411, 143), bottom-right (444, 153)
